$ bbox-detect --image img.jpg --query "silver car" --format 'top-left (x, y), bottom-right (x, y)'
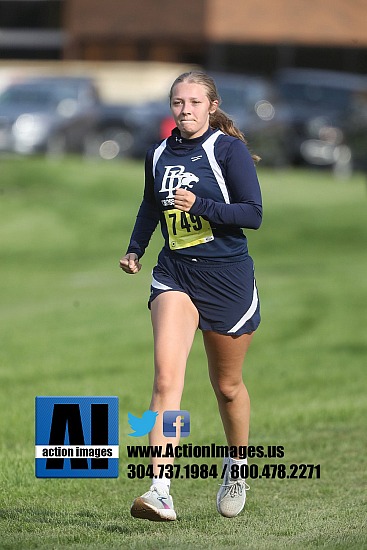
top-left (0, 76), bottom-right (100, 155)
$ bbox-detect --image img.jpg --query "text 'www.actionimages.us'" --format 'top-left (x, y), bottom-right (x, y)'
top-left (126, 444), bottom-right (285, 460)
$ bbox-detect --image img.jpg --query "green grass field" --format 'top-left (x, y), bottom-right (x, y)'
top-left (0, 156), bottom-right (366, 549)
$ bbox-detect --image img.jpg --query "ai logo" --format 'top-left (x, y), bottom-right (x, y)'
top-left (35, 396), bottom-right (119, 478)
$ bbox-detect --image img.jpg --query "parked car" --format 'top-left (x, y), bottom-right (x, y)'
top-left (85, 99), bottom-right (172, 160)
top-left (340, 90), bottom-right (367, 173)
top-left (0, 76), bottom-right (102, 155)
top-left (0, 74), bottom-right (172, 160)
top-left (275, 68), bottom-right (367, 168)
top-left (212, 72), bottom-right (292, 166)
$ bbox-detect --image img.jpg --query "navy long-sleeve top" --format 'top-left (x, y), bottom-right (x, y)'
top-left (126, 126), bottom-right (262, 261)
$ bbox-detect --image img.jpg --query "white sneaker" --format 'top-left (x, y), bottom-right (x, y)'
top-left (217, 461), bottom-right (250, 518)
top-left (131, 485), bottom-right (176, 521)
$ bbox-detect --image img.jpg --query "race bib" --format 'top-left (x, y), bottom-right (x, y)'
top-left (164, 209), bottom-right (214, 250)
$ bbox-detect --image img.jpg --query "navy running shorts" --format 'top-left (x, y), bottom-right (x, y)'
top-left (148, 250), bottom-right (260, 335)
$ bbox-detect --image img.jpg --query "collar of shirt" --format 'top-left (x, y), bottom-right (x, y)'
top-left (168, 126), bottom-right (214, 151)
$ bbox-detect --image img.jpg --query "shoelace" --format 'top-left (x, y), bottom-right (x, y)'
top-left (220, 480), bottom-right (250, 498)
top-left (149, 486), bottom-right (169, 498)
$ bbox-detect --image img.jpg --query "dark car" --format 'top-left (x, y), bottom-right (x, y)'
top-left (341, 90), bottom-right (367, 173)
top-left (0, 76), bottom-right (105, 155)
top-left (275, 68), bottom-right (367, 168)
top-left (84, 99), bottom-right (172, 160)
top-left (212, 72), bottom-right (292, 166)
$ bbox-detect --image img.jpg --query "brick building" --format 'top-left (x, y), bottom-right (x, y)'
top-left (1, 0), bottom-right (366, 74)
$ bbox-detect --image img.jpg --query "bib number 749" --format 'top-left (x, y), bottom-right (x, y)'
top-left (164, 208), bottom-right (214, 250)
top-left (168, 211), bottom-right (202, 235)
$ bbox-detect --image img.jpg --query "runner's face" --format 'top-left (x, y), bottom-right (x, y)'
top-left (170, 82), bottom-right (218, 139)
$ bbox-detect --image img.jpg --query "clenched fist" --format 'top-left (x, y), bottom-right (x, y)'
top-left (174, 188), bottom-right (196, 212)
top-left (119, 253), bottom-right (142, 274)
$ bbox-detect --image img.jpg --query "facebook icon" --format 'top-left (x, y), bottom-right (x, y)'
top-left (163, 410), bottom-right (190, 438)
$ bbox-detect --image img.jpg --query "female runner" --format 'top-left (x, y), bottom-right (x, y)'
top-left (120, 71), bottom-right (262, 521)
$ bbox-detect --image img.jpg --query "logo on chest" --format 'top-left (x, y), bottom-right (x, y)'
top-left (159, 165), bottom-right (199, 200)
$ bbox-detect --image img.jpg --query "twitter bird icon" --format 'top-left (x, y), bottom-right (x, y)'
top-left (128, 410), bottom-right (158, 437)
